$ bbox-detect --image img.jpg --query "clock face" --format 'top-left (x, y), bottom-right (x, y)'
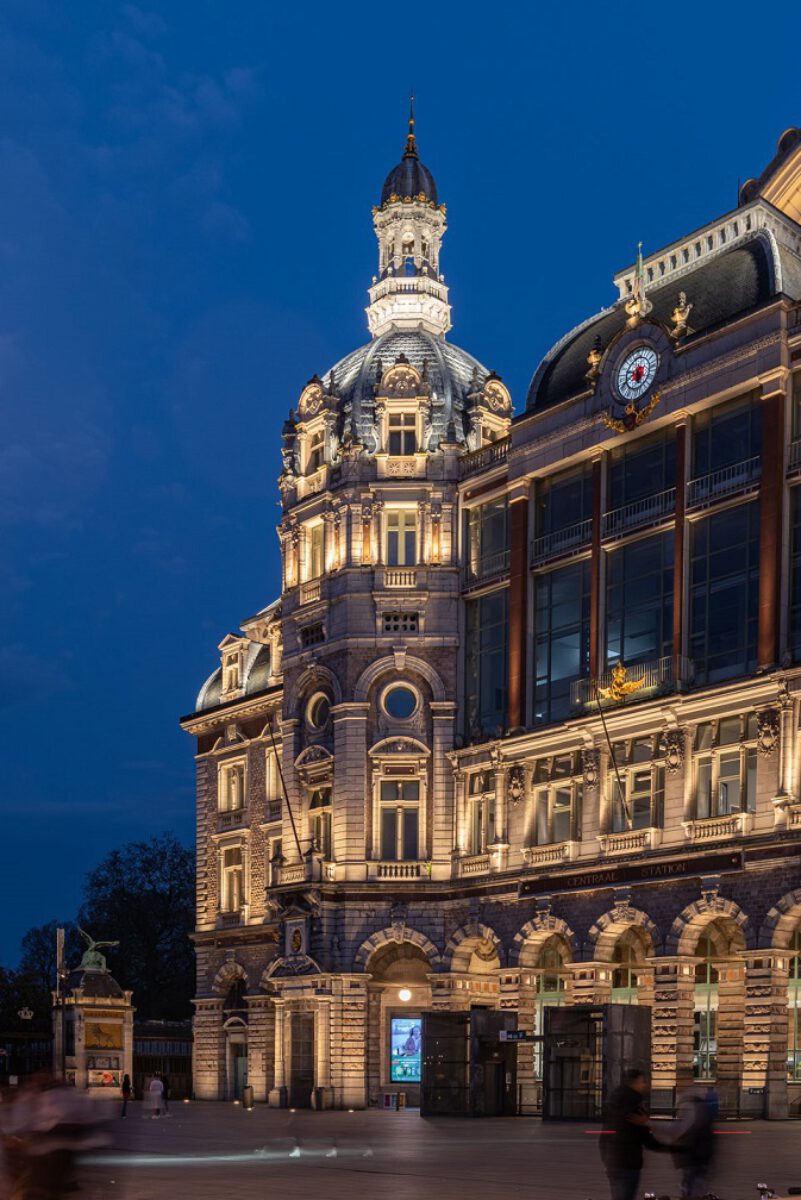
top-left (616, 345), bottom-right (659, 402)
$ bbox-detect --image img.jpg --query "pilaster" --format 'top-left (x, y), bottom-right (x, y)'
top-left (740, 951), bottom-right (790, 1119)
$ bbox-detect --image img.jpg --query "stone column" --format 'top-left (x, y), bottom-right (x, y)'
top-left (490, 757), bottom-right (510, 871)
top-left (332, 702), bottom-right (370, 872)
top-left (280, 718), bottom-right (304, 864)
top-left (716, 956), bottom-right (746, 1112)
top-left (372, 500), bottom-right (384, 566)
top-left (323, 511), bottom-right (336, 573)
top-left (245, 995), bottom-right (274, 1102)
top-left (313, 993), bottom-right (334, 1108)
top-left (649, 956), bottom-right (695, 1101)
top-left (268, 998), bottom-right (287, 1107)
top-left (330, 975), bottom-right (369, 1108)
top-left (567, 962), bottom-right (613, 1006)
top-left (192, 998), bottom-right (226, 1099)
top-left (450, 763), bottom-right (467, 858)
top-left (740, 951), bottom-right (790, 1119)
top-left (430, 702), bottom-right (457, 873)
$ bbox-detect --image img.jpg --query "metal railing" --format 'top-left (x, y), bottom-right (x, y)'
top-left (686, 455), bottom-right (761, 508)
top-left (571, 654), bottom-right (694, 709)
top-left (531, 518), bottom-right (592, 565)
top-left (462, 547), bottom-right (511, 589)
top-left (458, 436), bottom-right (510, 479)
top-left (602, 487), bottom-right (676, 539)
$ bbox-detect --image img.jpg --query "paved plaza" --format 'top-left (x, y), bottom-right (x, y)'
top-left (79, 1103), bottom-right (801, 1200)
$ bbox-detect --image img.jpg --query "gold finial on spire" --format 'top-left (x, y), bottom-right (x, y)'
top-left (404, 91), bottom-right (418, 159)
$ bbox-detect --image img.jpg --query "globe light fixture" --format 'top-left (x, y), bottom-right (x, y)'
top-left (398, 988), bottom-right (412, 1002)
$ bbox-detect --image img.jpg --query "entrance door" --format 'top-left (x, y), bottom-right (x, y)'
top-left (231, 1042), bottom-right (248, 1100)
top-left (289, 1014), bottom-right (315, 1108)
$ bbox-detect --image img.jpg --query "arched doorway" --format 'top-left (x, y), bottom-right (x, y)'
top-left (690, 919), bottom-right (745, 1096)
top-left (611, 929), bottom-right (649, 1004)
top-left (222, 979), bottom-right (248, 1100)
top-left (366, 941), bottom-right (432, 1106)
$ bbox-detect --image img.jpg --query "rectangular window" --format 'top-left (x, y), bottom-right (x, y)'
top-left (386, 510), bottom-right (417, 566)
top-left (606, 531), bottom-right (673, 667)
top-left (300, 622), bottom-right (325, 648)
top-left (307, 522), bottom-right (324, 580)
top-left (221, 847), bottom-right (244, 912)
top-left (693, 717), bottom-right (757, 818)
top-left (530, 757), bottom-right (581, 845)
top-left (534, 560), bottom-right (591, 726)
top-left (790, 487), bottom-right (801, 663)
top-left (379, 779), bottom-right (420, 860)
top-left (382, 611), bottom-right (419, 634)
top-left (692, 392), bottom-right (761, 479)
top-left (388, 413), bottom-right (417, 455)
top-left (464, 589), bottom-right (509, 738)
top-left (219, 762), bottom-right (245, 812)
top-left (466, 496), bottom-right (509, 583)
top-left (608, 429), bottom-right (676, 511)
top-left (609, 739), bottom-right (664, 833)
top-left (468, 771), bottom-right (496, 853)
top-left (536, 464), bottom-right (593, 538)
top-left (690, 500), bottom-right (759, 684)
top-left (307, 428), bottom-right (324, 473)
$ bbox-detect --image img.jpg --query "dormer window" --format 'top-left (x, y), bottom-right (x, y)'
top-left (307, 428), bottom-right (324, 473)
top-left (388, 413), bottom-right (417, 456)
top-left (223, 654), bottom-right (240, 692)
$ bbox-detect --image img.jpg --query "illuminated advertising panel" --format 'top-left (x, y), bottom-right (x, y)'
top-left (390, 1016), bottom-right (421, 1083)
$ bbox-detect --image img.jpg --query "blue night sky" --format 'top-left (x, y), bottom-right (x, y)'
top-left (1, 0), bottom-right (799, 962)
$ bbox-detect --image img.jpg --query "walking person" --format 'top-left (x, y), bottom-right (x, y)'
top-left (148, 1074), bottom-right (164, 1119)
top-left (600, 1069), bottom-right (665, 1200)
top-left (670, 1083), bottom-right (717, 1200)
top-left (120, 1074), bottom-right (132, 1119)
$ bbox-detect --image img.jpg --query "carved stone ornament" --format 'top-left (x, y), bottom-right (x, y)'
top-left (473, 936), bottom-right (499, 963)
top-left (507, 765), bottom-right (525, 806)
top-left (669, 291), bottom-right (693, 341)
top-left (663, 729), bottom-right (685, 775)
top-left (756, 709), bottom-right (780, 757)
top-left (582, 749), bottom-right (599, 789)
top-left (481, 378), bottom-right (512, 414)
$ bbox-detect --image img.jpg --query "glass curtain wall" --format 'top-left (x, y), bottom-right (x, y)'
top-left (534, 560), bottom-right (591, 725)
top-left (466, 497), bottom-right (509, 582)
top-left (606, 531), bottom-right (673, 668)
top-left (465, 590), bottom-right (509, 738)
top-left (690, 501), bottom-right (759, 684)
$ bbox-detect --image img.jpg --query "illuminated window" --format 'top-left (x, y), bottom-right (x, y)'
top-left (533, 941), bottom-right (568, 1080)
top-left (305, 522), bottom-right (324, 581)
top-left (219, 761), bottom-right (245, 812)
top-left (307, 428), bottom-right (324, 473)
top-left (386, 510), bottom-right (417, 566)
top-left (221, 847), bottom-right (244, 913)
top-left (531, 754), bottom-right (582, 846)
top-left (694, 715), bottom-right (757, 819)
top-left (379, 779), bottom-right (419, 861)
top-left (388, 414), bottom-right (417, 456)
top-left (609, 737), bottom-right (665, 833)
top-left (468, 770), bottom-right (496, 854)
top-left (693, 933), bottom-right (719, 1080)
top-left (223, 653), bottom-right (240, 692)
top-left (611, 934), bottom-right (643, 1004)
top-left (309, 787), bottom-right (332, 860)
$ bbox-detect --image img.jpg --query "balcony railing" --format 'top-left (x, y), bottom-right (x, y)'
top-left (300, 578), bottom-right (322, 605)
top-left (217, 808), bottom-right (246, 832)
top-left (530, 518), bottom-right (592, 565)
top-left (522, 841), bottom-right (577, 869)
top-left (789, 440), bottom-right (801, 475)
top-left (383, 567), bottom-right (417, 588)
top-left (457, 852), bottom-right (492, 877)
top-left (602, 488), bottom-right (676, 539)
top-left (373, 861), bottom-right (423, 880)
top-left (597, 828), bottom-right (661, 855)
top-left (458, 436), bottom-right (510, 479)
top-left (686, 456), bottom-right (761, 509)
top-left (682, 812), bottom-right (753, 842)
top-left (571, 655), bottom-right (694, 709)
top-left (462, 547), bottom-right (510, 590)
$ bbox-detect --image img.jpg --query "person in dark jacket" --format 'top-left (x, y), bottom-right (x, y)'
top-left (600, 1069), bottom-right (665, 1200)
top-left (670, 1084), bottom-right (716, 1199)
top-left (120, 1074), bottom-right (132, 1118)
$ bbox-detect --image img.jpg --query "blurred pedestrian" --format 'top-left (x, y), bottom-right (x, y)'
top-left (149, 1074), bottom-right (164, 1118)
top-left (162, 1073), bottom-right (170, 1116)
top-left (670, 1083), bottom-right (717, 1200)
top-left (121, 1073), bottom-right (131, 1118)
top-left (600, 1069), bottom-right (665, 1200)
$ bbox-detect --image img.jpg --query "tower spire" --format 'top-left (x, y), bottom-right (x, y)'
top-left (404, 92), bottom-right (418, 159)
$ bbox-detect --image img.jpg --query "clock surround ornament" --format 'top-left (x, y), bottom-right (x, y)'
top-left (616, 345), bottom-right (659, 403)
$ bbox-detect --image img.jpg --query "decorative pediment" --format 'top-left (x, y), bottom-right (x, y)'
top-left (294, 745), bottom-right (334, 769)
top-left (378, 358), bottom-right (421, 398)
top-left (479, 376), bottom-right (512, 415)
top-left (297, 379), bottom-right (325, 418)
top-left (369, 736), bottom-right (430, 758)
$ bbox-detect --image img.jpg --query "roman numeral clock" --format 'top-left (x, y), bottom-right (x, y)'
top-left (591, 325), bottom-right (672, 435)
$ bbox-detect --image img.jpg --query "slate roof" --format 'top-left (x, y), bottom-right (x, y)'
top-left (526, 232), bottom-right (789, 412)
top-left (380, 154), bottom-right (438, 205)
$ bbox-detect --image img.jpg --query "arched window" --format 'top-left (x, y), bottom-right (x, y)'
top-left (694, 932), bottom-right (720, 1080)
top-left (611, 936), bottom-right (642, 1004)
top-left (788, 931), bottom-right (801, 1080)
top-left (533, 939), bottom-right (568, 1081)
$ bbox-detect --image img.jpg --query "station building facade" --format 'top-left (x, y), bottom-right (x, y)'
top-left (182, 122), bottom-right (801, 1117)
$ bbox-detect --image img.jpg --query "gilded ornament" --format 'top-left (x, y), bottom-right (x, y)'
top-left (597, 662), bottom-right (646, 703)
